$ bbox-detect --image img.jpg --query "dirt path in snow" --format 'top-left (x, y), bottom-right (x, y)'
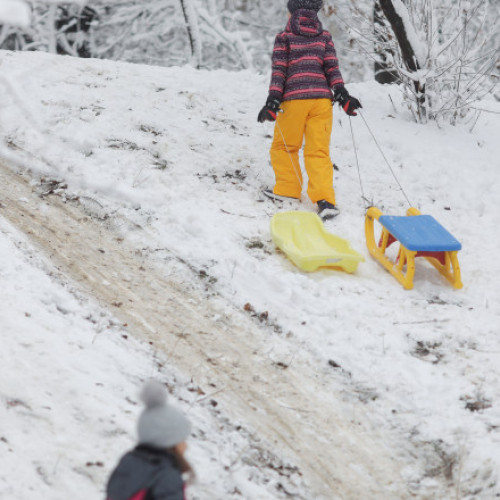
top-left (1, 163), bottom-right (423, 499)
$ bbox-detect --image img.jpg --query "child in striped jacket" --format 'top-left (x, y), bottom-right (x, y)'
top-left (258, 0), bottom-right (362, 220)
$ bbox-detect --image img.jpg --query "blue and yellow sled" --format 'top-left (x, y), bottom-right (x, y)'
top-left (365, 207), bottom-right (463, 289)
top-left (271, 211), bottom-right (364, 273)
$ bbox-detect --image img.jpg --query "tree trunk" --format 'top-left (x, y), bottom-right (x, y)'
top-left (379, 0), bottom-right (419, 73)
top-left (46, 4), bottom-right (57, 54)
top-left (180, 0), bottom-right (201, 69)
top-left (379, 0), bottom-right (426, 120)
top-left (373, 0), bottom-right (399, 84)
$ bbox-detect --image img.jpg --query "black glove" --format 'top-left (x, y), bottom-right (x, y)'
top-left (334, 86), bottom-right (362, 116)
top-left (257, 98), bottom-right (281, 123)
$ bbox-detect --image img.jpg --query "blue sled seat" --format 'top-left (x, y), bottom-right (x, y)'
top-left (378, 215), bottom-right (462, 252)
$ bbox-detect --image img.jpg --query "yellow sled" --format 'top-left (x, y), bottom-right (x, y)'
top-left (270, 211), bottom-right (364, 273)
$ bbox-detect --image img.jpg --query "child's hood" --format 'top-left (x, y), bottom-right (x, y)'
top-left (286, 9), bottom-right (323, 37)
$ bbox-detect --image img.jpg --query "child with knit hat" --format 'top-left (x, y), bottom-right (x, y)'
top-left (258, 0), bottom-right (362, 220)
top-left (106, 380), bottom-right (194, 500)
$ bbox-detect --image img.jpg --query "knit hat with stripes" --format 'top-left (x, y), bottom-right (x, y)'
top-left (287, 0), bottom-right (323, 14)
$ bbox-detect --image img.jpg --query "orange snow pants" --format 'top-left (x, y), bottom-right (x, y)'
top-left (270, 98), bottom-right (336, 204)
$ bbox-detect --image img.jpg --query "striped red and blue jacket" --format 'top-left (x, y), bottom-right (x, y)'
top-left (268, 9), bottom-right (344, 102)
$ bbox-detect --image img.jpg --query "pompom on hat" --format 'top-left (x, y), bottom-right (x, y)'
top-left (137, 380), bottom-right (191, 449)
top-left (287, 0), bottom-right (323, 13)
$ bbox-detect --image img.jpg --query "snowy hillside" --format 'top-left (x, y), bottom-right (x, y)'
top-left (1, 49), bottom-right (500, 499)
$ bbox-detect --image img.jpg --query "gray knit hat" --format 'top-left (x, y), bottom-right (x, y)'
top-left (287, 0), bottom-right (323, 13)
top-left (137, 380), bottom-right (191, 448)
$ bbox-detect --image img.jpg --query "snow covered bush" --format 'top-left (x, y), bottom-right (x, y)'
top-left (342, 0), bottom-right (499, 125)
top-left (93, 0), bottom-right (284, 71)
top-left (0, 0), bottom-right (289, 71)
top-left (0, 1), bottom-right (98, 57)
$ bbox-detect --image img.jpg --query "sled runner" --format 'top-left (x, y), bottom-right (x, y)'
top-left (271, 211), bottom-right (364, 273)
top-left (365, 207), bottom-right (463, 290)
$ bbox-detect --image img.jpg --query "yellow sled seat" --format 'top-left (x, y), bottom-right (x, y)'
top-left (365, 207), bottom-right (463, 290)
top-left (271, 211), bottom-right (364, 273)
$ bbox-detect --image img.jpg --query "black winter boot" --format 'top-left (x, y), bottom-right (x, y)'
top-left (317, 200), bottom-right (340, 220)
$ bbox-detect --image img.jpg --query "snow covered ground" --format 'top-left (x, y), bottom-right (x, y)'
top-left (1, 49), bottom-right (500, 499)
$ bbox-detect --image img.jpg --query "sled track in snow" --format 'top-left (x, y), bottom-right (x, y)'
top-left (1, 163), bottom-right (433, 499)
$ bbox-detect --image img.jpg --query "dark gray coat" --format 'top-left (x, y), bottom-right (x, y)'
top-left (106, 445), bottom-right (185, 500)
